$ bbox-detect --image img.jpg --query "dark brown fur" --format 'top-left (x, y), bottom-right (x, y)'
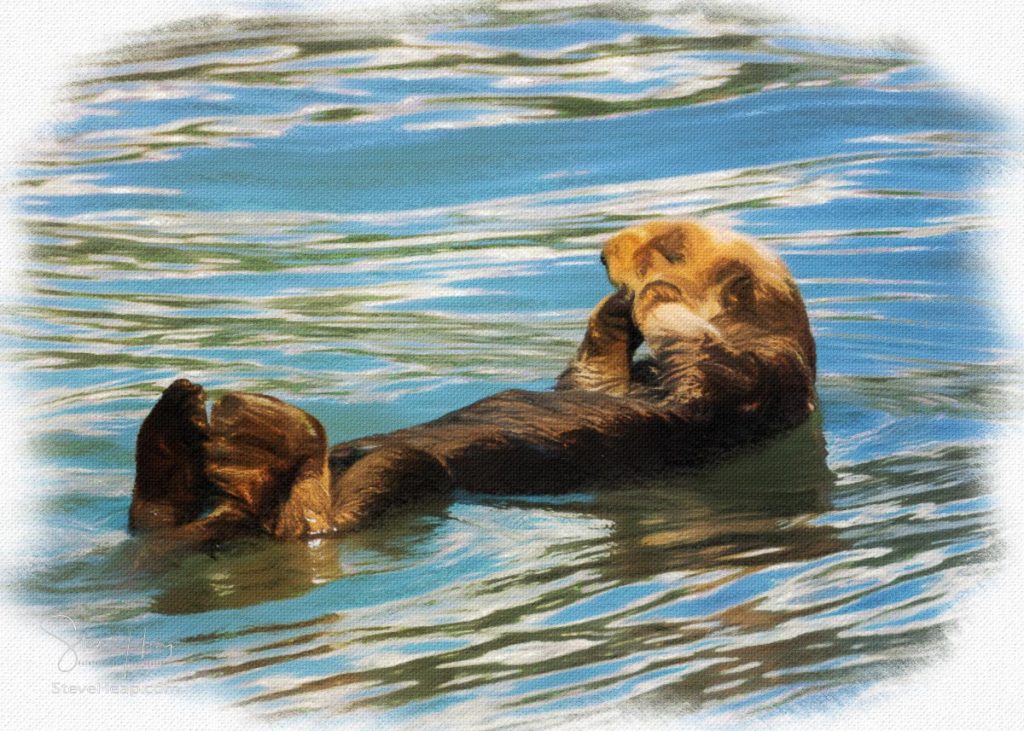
top-left (129, 378), bottom-right (208, 530)
top-left (129, 221), bottom-right (818, 544)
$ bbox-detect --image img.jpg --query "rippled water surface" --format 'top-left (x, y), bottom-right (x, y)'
top-left (7, 3), bottom-right (1015, 726)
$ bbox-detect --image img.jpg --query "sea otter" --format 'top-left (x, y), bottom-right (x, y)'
top-left (129, 220), bottom-right (817, 545)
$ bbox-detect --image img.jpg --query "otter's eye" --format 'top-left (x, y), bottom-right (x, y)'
top-left (723, 275), bottom-right (754, 309)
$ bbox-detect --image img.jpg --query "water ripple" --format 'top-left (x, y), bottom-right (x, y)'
top-left (8, 3), bottom-right (1011, 727)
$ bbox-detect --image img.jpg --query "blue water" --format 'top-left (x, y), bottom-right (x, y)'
top-left (6, 4), bottom-right (1013, 727)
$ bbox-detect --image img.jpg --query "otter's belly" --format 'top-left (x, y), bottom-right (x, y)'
top-left (330, 389), bottom-right (763, 495)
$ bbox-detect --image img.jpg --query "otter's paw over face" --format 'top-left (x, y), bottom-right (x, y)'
top-left (601, 220), bottom-right (816, 373)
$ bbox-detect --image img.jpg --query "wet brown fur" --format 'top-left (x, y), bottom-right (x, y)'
top-left (130, 220), bottom-right (818, 544)
top-left (129, 379), bottom-right (208, 530)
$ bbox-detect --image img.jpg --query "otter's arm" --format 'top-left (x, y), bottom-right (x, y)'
top-left (654, 334), bottom-right (815, 429)
top-left (555, 291), bottom-right (642, 395)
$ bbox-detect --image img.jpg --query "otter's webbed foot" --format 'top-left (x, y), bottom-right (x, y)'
top-left (130, 379), bottom-right (209, 531)
top-left (204, 393), bottom-right (333, 538)
top-left (132, 382), bottom-right (334, 541)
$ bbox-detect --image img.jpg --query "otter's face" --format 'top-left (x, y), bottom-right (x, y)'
top-left (601, 220), bottom-right (816, 372)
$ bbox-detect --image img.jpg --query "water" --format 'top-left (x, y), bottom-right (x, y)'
top-left (5, 3), bottom-right (1014, 727)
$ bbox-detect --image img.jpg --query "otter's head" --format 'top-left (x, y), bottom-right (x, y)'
top-left (601, 220), bottom-right (815, 376)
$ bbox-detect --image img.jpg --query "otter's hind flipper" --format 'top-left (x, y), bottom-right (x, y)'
top-left (130, 379), bottom-right (209, 531)
top-left (204, 393), bottom-right (333, 538)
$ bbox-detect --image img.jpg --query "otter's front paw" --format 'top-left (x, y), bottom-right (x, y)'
top-left (589, 290), bottom-right (642, 351)
top-left (633, 281), bottom-right (720, 346)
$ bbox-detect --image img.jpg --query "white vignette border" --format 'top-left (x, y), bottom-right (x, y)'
top-left (1, 1), bottom-right (1022, 729)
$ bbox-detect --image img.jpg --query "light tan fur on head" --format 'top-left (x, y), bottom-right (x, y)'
top-left (601, 220), bottom-right (816, 373)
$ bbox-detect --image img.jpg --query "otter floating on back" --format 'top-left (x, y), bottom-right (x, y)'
top-left (129, 221), bottom-right (817, 546)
